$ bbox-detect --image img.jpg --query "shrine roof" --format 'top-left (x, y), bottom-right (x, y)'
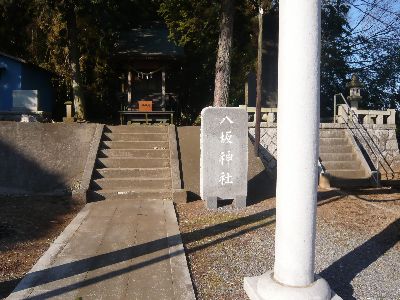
top-left (114, 27), bottom-right (184, 60)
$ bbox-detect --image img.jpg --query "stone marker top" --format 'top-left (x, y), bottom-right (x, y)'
top-left (200, 107), bottom-right (248, 208)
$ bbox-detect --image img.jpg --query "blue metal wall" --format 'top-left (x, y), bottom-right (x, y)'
top-left (0, 55), bottom-right (22, 111)
top-left (0, 54), bottom-right (53, 112)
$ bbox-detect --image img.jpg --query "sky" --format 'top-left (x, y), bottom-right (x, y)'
top-left (347, 0), bottom-right (400, 37)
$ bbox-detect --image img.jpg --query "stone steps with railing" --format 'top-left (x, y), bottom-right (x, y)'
top-left (243, 99), bottom-right (399, 187)
top-left (319, 128), bottom-right (372, 187)
top-left (333, 93), bottom-right (398, 185)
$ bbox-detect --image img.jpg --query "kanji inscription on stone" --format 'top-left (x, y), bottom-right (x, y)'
top-left (200, 107), bottom-right (248, 209)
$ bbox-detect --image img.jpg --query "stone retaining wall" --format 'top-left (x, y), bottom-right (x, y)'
top-left (344, 124), bottom-right (400, 178)
top-left (249, 125), bottom-right (277, 178)
top-left (249, 123), bottom-right (400, 179)
top-left (0, 122), bottom-right (100, 196)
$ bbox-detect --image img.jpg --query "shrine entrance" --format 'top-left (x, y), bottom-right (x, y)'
top-left (113, 25), bottom-right (184, 124)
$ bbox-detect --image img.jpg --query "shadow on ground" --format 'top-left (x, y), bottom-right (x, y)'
top-left (9, 207), bottom-right (277, 299)
top-left (0, 279), bottom-right (21, 299)
top-left (8, 191), bottom-right (399, 300)
top-left (343, 187), bottom-right (400, 203)
top-left (320, 218), bottom-right (400, 300)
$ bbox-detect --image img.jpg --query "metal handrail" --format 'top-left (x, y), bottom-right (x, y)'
top-left (334, 93), bottom-right (394, 184)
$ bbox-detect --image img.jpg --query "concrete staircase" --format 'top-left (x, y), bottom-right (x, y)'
top-left (319, 129), bottom-right (372, 187)
top-left (88, 125), bottom-right (180, 201)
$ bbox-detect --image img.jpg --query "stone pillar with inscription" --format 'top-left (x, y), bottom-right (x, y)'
top-left (200, 107), bottom-right (248, 209)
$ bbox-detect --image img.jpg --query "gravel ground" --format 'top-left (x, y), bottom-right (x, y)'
top-left (176, 188), bottom-right (400, 300)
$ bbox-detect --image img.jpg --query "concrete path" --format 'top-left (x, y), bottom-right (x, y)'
top-left (7, 199), bottom-right (195, 300)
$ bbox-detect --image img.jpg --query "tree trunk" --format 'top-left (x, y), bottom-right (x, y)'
top-left (254, 6), bottom-right (263, 156)
top-left (213, 0), bottom-right (235, 107)
top-left (66, 1), bottom-right (86, 120)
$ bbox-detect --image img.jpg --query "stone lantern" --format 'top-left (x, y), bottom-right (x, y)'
top-left (63, 101), bottom-right (75, 122)
top-left (346, 74), bottom-right (363, 109)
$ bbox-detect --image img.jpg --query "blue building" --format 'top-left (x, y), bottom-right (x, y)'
top-left (0, 52), bottom-right (53, 113)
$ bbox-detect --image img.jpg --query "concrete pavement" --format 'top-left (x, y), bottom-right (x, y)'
top-left (7, 198), bottom-right (195, 300)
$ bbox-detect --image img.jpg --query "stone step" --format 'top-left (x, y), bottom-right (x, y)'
top-left (319, 130), bottom-right (346, 138)
top-left (105, 125), bottom-right (168, 134)
top-left (91, 178), bottom-right (171, 190)
top-left (319, 144), bottom-right (353, 153)
top-left (101, 141), bottom-right (169, 150)
top-left (323, 160), bottom-right (361, 170)
top-left (319, 152), bottom-right (356, 162)
top-left (96, 158), bottom-right (169, 168)
top-left (327, 169), bottom-right (368, 179)
top-left (103, 132), bottom-right (168, 142)
top-left (94, 167), bottom-right (171, 179)
top-left (319, 137), bottom-right (348, 146)
top-left (329, 177), bottom-right (372, 188)
top-left (87, 189), bottom-right (173, 201)
top-left (98, 149), bottom-right (170, 159)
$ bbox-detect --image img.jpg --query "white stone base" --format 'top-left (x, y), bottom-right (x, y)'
top-left (244, 271), bottom-right (342, 300)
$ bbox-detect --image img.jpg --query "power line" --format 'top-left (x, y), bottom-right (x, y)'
top-left (349, 3), bottom-right (400, 36)
top-left (356, 0), bottom-right (400, 19)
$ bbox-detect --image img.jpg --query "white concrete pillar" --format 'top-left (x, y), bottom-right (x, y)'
top-left (387, 109), bottom-right (396, 124)
top-left (244, 0), bottom-right (338, 298)
top-left (376, 114), bottom-right (383, 125)
top-left (127, 70), bottom-right (132, 105)
top-left (350, 99), bottom-right (359, 109)
top-left (337, 105), bottom-right (348, 124)
top-left (363, 114), bottom-right (373, 124)
top-left (274, 0), bottom-right (321, 285)
top-left (245, 80), bottom-right (249, 106)
top-left (161, 68), bottom-right (166, 110)
top-left (267, 112), bottom-right (275, 124)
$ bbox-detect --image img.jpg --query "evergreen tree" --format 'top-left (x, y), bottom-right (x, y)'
top-left (0, 0), bottom-right (397, 122)
top-left (320, 0), bottom-right (352, 117)
top-left (213, 0), bottom-right (235, 107)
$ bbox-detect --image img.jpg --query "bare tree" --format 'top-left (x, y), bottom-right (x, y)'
top-left (254, 2), bottom-right (263, 156)
top-left (251, 0), bottom-right (272, 156)
top-left (344, 0), bottom-right (400, 107)
top-left (65, 1), bottom-right (86, 120)
top-left (345, 0), bottom-right (400, 72)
